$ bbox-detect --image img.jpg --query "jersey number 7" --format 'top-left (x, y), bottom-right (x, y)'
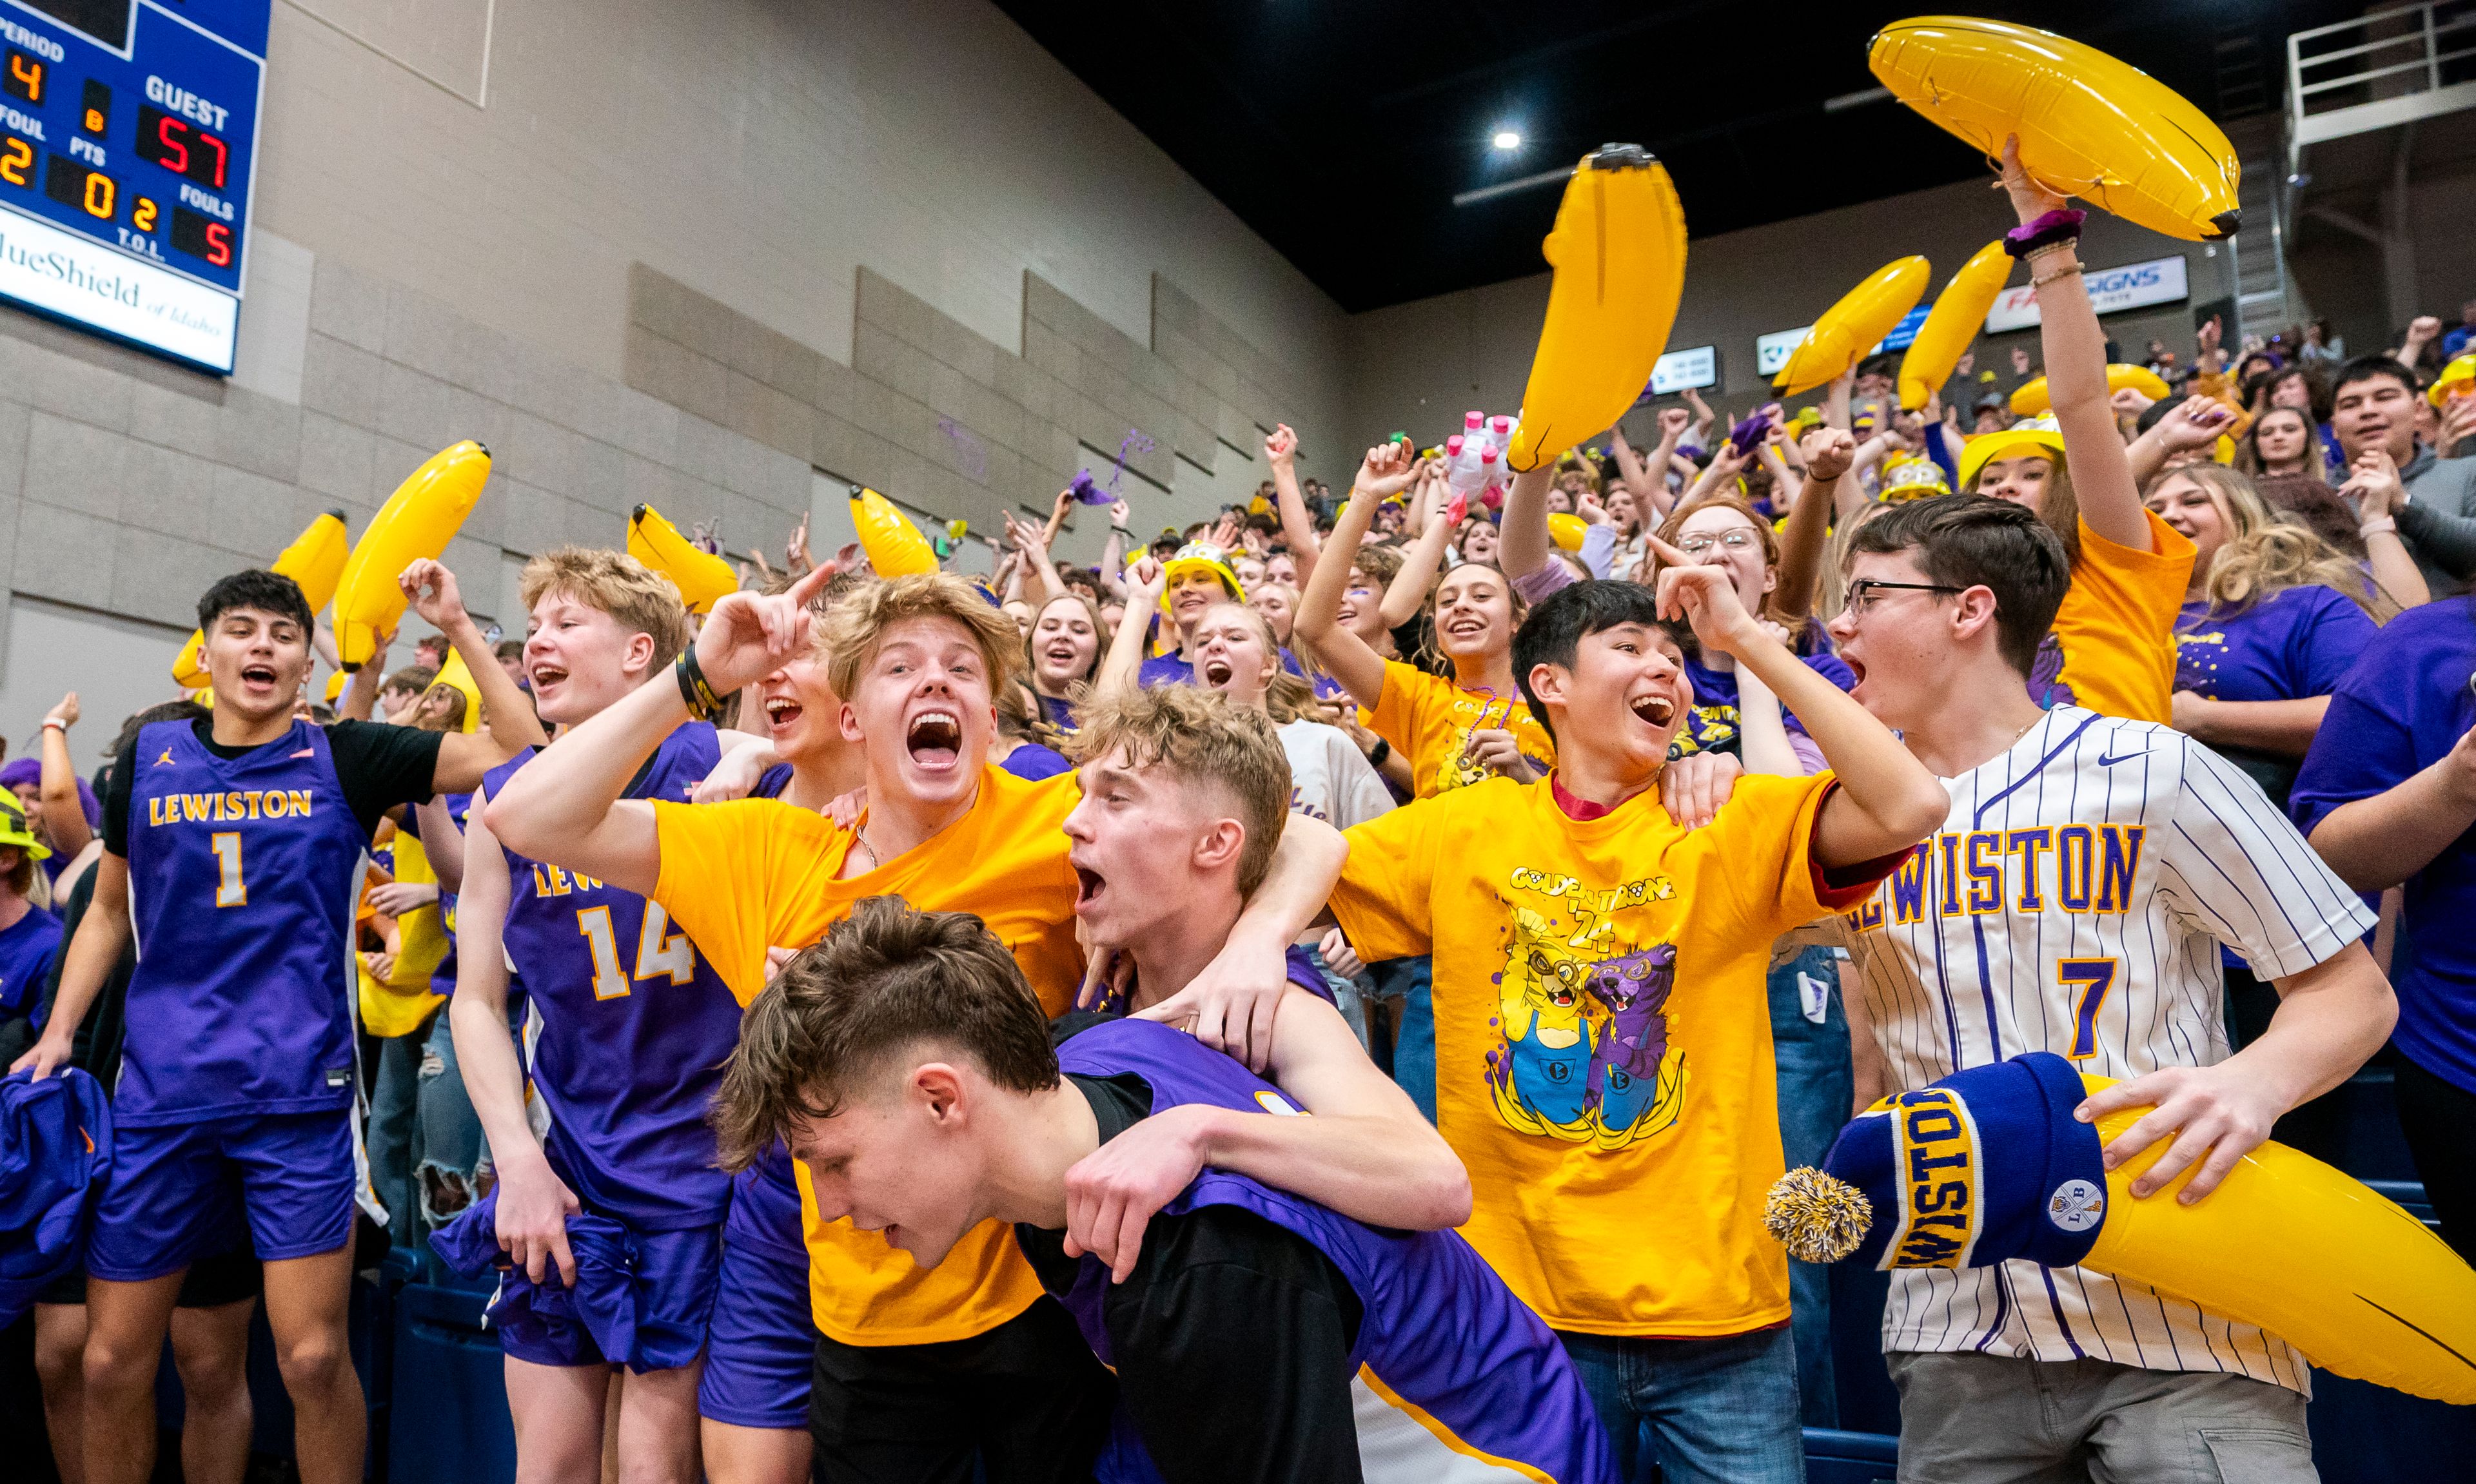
top-left (576, 904), bottom-right (696, 1001)
top-left (2059, 957), bottom-right (2119, 1060)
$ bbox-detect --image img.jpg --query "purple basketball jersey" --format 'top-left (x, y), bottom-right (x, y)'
top-left (1052, 1019), bottom-right (1615, 1483)
top-left (119, 720), bottom-right (369, 1126)
top-left (486, 723), bottom-right (741, 1229)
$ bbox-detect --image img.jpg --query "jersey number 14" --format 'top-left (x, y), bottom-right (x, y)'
top-left (575, 904), bottom-right (694, 1000)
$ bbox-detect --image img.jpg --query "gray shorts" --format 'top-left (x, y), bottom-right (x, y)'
top-left (1887, 1351), bottom-right (2316, 1484)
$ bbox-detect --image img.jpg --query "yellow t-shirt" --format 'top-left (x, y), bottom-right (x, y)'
top-left (649, 766), bottom-right (1085, 1346)
top-left (1329, 772), bottom-right (1865, 1337)
top-left (2041, 509), bottom-right (2196, 725)
top-left (1368, 659), bottom-right (1557, 799)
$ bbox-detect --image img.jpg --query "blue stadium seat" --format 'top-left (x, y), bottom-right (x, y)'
top-left (388, 1281), bottom-right (515, 1484)
top-left (1803, 1427), bottom-right (1898, 1484)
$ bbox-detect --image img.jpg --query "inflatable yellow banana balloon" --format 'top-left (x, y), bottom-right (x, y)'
top-left (1765, 1052), bottom-right (2476, 1405)
top-left (331, 441), bottom-right (492, 670)
top-left (171, 509), bottom-right (351, 687)
top-left (850, 487), bottom-right (939, 577)
top-left (1898, 241), bottom-right (2010, 411)
top-left (1547, 513), bottom-right (1587, 552)
top-left (1773, 256), bottom-right (1932, 396)
top-left (2008, 363), bottom-right (2172, 416)
top-left (1506, 145), bottom-right (1688, 473)
top-left (1869, 16), bottom-right (2241, 242)
top-left (627, 504), bottom-right (739, 614)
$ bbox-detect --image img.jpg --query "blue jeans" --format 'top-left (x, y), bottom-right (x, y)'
top-left (1555, 1325), bottom-right (1803, 1484)
top-left (1370, 954), bottom-right (1434, 1123)
top-left (368, 1006), bottom-right (437, 1249)
top-left (1769, 942), bottom-right (1854, 1429)
top-left (414, 1006), bottom-right (487, 1229)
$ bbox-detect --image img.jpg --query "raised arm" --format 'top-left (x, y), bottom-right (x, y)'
top-left (338, 630), bottom-right (388, 721)
top-left (1264, 424), bottom-right (1323, 583)
top-left (484, 563), bottom-right (833, 895)
top-left (397, 560), bottom-right (549, 791)
top-left (1007, 513), bottom-right (1070, 607)
top-left (1773, 429), bottom-right (1854, 625)
top-left (1650, 536), bottom-right (1945, 864)
top-left (35, 694), bottom-right (92, 860)
top-left (1096, 558), bottom-right (1167, 699)
top-left (1101, 500), bottom-right (1131, 595)
top-left (2337, 449), bottom-right (2437, 604)
top-left (2125, 396), bottom-right (2238, 489)
top-left (1497, 464), bottom-right (1557, 583)
top-left (1290, 444), bottom-right (1412, 712)
top-left (1379, 470), bottom-right (1455, 629)
top-left (2000, 137), bottom-right (2150, 550)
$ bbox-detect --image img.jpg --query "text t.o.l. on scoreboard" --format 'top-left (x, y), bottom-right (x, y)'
top-left (0, 1), bottom-right (265, 375)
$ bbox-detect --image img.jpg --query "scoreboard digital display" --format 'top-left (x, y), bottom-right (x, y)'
top-left (0, 1), bottom-right (265, 373)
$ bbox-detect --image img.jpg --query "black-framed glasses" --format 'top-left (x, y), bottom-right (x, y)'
top-left (1845, 579), bottom-right (1965, 616)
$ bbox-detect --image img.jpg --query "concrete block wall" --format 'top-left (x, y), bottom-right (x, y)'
top-left (625, 259), bottom-right (1317, 549)
top-left (0, 235), bottom-right (815, 752)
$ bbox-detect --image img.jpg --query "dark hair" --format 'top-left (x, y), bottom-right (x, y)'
top-left (102, 699), bottom-right (210, 794)
top-left (711, 896), bottom-right (1058, 1173)
top-left (196, 569), bottom-right (313, 635)
top-left (2252, 473), bottom-right (2364, 557)
top-left (2331, 355), bottom-right (2417, 403)
top-left (1511, 580), bottom-right (1690, 745)
top-left (1845, 495), bottom-right (2069, 678)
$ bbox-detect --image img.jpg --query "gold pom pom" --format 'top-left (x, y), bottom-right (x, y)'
top-left (1762, 1167), bottom-right (1874, 1264)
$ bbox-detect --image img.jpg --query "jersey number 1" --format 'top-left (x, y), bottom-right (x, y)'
top-left (210, 832), bottom-right (246, 907)
top-left (576, 903), bottom-right (696, 1001)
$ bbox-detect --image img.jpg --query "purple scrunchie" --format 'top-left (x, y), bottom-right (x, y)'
top-left (0, 758), bottom-right (99, 829)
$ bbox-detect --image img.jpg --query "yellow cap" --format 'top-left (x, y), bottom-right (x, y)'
top-left (2432, 354), bottom-right (2475, 407)
top-left (0, 793), bottom-right (50, 861)
top-left (1879, 455), bottom-right (1952, 503)
top-left (1159, 542), bottom-right (1244, 607)
top-left (1956, 415), bottom-right (2065, 492)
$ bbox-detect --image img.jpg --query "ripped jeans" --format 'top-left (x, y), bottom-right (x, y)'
top-left (413, 1006), bottom-right (487, 1236)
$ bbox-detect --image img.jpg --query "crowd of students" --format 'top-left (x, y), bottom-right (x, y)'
top-left (3, 142), bottom-right (2472, 1484)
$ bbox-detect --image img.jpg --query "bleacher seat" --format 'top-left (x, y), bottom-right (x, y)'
top-left (1803, 1427), bottom-right (1898, 1484)
top-left (388, 1280), bottom-right (516, 1484)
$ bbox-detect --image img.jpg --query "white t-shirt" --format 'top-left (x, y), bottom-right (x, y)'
top-left (1277, 718), bottom-right (1394, 830)
top-left (1835, 707), bottom-right (2374, 1394)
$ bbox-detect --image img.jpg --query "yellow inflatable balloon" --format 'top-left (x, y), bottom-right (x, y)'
top-left (1898, 241), bottom-right (2011, 411)
top-left (627, 503), bottom-right (739, 615)
top-left (2007, 363), bottom-right (2172, 416)
top-left (1546, 513), bottom-right (1587, 552)
top-left (850, 487), bottom-right (939, 577)
top-left (172, 509), bottom-right (352, 688)
top-left (1773, 257), bottom-right (1932, 396)
top-left (1870, 16), bottom-right (2240, 242)
top-left (1766, 1052), bottom-right (2476, 1405)
top-left (1506, 144), bottom-right (1688, 473)
top-left (332, 442), bottom-right (491, 670)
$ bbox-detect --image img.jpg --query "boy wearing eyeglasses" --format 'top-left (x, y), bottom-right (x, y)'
top-left (1824, 493), bottom-right (2394, 1482)
top-left (1322, 551), bottom-right (1949, 1481)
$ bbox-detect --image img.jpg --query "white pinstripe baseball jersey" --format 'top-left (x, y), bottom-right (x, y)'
top-left (1835, 706), bottom-right (2376, 1393)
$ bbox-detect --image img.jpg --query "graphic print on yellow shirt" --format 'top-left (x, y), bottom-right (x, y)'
top-left (2032, 509), bottom-right (2196, 725)
top-left (1367, 658), bottom-right (1557, 798)
top-left (1328, 770), bottom-right (1880, 1335)
top-left (651, 766), bottom-right (1083, 1347)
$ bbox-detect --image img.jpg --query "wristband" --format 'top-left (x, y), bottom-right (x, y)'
top-left (1367, 737), bottom-right (1391, 768)
top-left (2003, 208), bottom-right (2087, 259)
top-left (674, 647), bottom-right (725, 721)
top-left (1110, 525), bottom-right (1131, 536)
top-left (2358, 516), bottom-right (2397, 537)
top-left (41, 718), bottom-right (65, 732)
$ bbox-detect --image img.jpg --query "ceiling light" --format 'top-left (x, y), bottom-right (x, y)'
top-left (1491, 129), bottom-right (1522, 151)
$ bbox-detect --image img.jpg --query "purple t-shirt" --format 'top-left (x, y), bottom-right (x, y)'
top-left (2290, 598), bottom-right (2476, 1095)
top-left (2174, 585), bottom-right (2375, 707)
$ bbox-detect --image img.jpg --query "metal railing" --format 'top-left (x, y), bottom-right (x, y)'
top-left (2288, 0), bottom-right (2476, 149)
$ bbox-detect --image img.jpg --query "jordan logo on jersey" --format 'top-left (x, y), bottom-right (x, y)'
top-left (1484, 866), bottom-right (1685, 1151)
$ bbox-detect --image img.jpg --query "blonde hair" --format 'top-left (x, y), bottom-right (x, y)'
top-left (2174, 466), bottom-right (2394, 620)
top-left (1067, 685), bottom-right (1291, 895)
top-left (821, 572), bottom-right (1025, 701)
top-left (519, 548), bottom-right (691, 670)
top-left (1198, 599), bottom-right (1315, 723)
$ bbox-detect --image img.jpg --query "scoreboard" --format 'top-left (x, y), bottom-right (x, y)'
top-left (0, 1), bottom-right (265, 373)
